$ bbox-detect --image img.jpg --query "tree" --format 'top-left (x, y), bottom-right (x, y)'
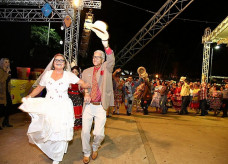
top-left (30, 25), bottom-right (62, 68)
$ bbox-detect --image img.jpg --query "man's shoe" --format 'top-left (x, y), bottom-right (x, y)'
top-left (91, 151), bottom-right (98, 160)
top-left (83, 156), bottom-right (90, 164)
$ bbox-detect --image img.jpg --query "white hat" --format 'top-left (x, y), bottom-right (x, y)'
top-left (180, 76), bottom-right (186, 82)
top-left (86, 20), bottom-right (109, 40)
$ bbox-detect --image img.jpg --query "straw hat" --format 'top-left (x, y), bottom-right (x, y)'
top-left (180, 76), bottom-right (186, 82)
top-left (86, 20), bottom-right (109, 40)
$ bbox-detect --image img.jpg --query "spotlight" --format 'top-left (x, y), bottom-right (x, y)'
top-left (73, 0), bottom-right (80, 7)
top-left (215, 45), bottom-right (220, 49)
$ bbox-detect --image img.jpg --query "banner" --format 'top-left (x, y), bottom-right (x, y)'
top-left (10, 79), bottom-right (35, 104)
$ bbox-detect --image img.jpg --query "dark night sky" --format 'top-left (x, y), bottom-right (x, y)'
top-left (0, 0), bottom-right (228, 80)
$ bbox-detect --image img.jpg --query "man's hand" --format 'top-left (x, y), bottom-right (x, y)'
top-left (102, 40), bottom-right (109, 48)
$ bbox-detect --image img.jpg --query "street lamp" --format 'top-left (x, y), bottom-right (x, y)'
top-left (209, 45), bottom-right (220, 82)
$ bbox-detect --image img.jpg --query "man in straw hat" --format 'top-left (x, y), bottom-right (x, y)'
top-left (81, 21), bottom-right (115, 163)
top-left (179, 76), bottom-right (190, 115)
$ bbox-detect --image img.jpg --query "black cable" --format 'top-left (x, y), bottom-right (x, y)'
top-left (113, 0), bottom-right (219, 24)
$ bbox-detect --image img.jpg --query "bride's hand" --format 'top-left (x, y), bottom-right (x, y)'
top-left (26, 95), bottom-right (32, 99)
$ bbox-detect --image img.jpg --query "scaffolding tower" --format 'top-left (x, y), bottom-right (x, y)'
top-left (0, 0), bottom-right (101, 65)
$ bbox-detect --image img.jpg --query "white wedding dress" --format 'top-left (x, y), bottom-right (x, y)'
top-left (19, 70), bottom-right (79, 161)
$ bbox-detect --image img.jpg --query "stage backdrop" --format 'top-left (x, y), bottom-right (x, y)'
top-left (10, 79), bottom-right (35, 104)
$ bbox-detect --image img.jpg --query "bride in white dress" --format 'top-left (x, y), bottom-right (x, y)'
top-left (19, 54), bottom-right (90, 164)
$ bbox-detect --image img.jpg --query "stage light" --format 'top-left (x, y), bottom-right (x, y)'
top-left (60, 40), bottom-right (63, 45)
top-left (215, 45), bottom-right (220, 49)
top-left (60, 26), bottom-right (64, 30)
top-left (73, 0), bottom-right (80, 7)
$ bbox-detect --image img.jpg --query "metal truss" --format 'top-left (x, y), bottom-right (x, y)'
top-left (201, 17), bottom-right (228, 83)
top-left (0, 8), bottom-right (64, 22)
top-left (202, 16), bottom-right (228, 45)
top-left (0, 0), bottom-right (101, 9)
top-left (0, 0), bottom-right (101, 66)
top-left (0, 0), bottom-right (46, 6)
top-left (201, 43), bottom-right (210, 83)
top-left (201, 27), bottom-right (212, 83)
top-left (115, 0), bottom-right (194, 68)
top-left (71, 9), bottom-right (81, 65)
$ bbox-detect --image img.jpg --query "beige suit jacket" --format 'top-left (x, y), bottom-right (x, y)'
top-left (82, 51), bottom-right (115, 110)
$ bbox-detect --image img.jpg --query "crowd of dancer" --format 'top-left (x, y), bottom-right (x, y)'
top-left (1, 20), bottom-right (227, 164)
top-left (112, 71), bottom-right (228, 118)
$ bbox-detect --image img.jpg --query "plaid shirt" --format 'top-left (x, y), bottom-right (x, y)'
top-left (199, 86), bottom-right (207, 100)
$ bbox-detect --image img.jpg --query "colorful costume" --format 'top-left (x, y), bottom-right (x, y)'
top-left (68, 83), bottom-right (83, 130)
top-left (173, 87), bottom-right (182, 111)
top-left (190, 88), bottom-right (200, 109)
top-left (151, 85), bottom-right (162, 108)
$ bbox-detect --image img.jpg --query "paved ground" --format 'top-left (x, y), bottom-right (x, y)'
top-left (0, 105), bottom-right (228, 164)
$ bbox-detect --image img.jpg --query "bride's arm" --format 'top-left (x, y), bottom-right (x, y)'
top-left (77, 79), bottom-right (90, 89)
top-left (27, 85), bottom-right (45, 98)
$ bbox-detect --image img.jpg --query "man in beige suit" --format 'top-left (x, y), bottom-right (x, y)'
top-left (81, 39), bottom-right (115, 163)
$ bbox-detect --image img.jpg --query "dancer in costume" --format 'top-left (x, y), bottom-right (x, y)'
top-left (80, 20), bottom-right (115, 164)
top-left (19, 53), bottom-right (90, 164)
top-left (68, 66), bottom-right (83, 130)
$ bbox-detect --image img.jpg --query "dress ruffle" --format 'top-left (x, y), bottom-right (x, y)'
top-left (19, 97), bottom-right (74, 142)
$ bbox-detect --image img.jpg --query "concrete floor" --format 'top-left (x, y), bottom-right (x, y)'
top-left (0, 105), bottom-right (228, 164)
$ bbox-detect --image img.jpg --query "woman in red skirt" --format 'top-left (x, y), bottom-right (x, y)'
top-left (190, 83), bottom-right (200, 114)
top-left (210, 85), bottom-right (222, 116)
top-left (68, 66), bottom-right (83, 130)
top-left (172, 82), bottom-right (182, 113)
